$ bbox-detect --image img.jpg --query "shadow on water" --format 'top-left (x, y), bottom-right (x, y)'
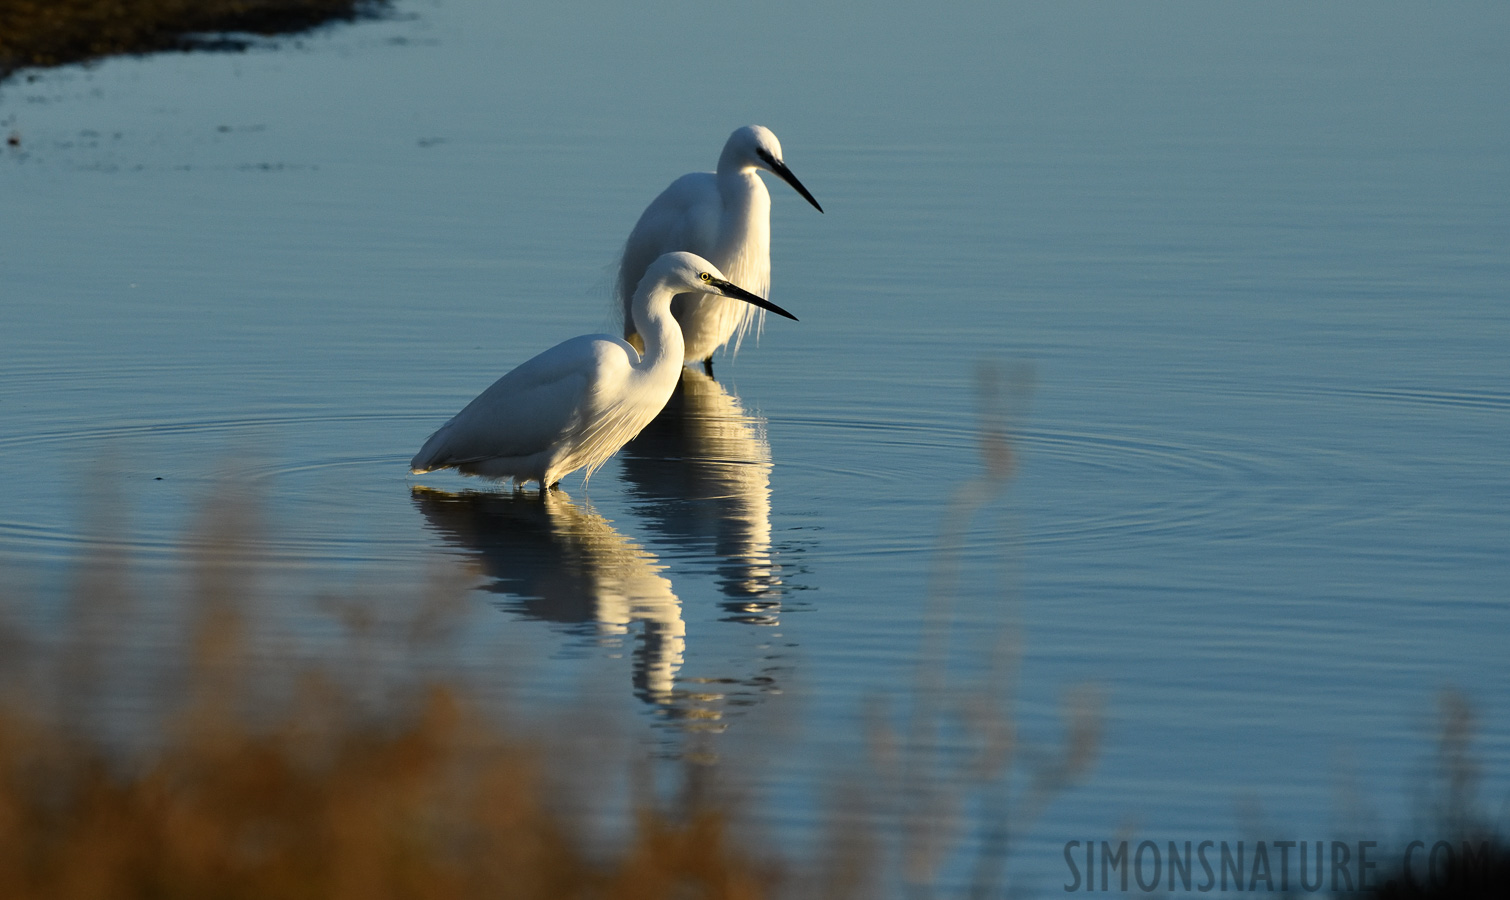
top-left (410, 486), bottom-right (685, 707)
top-left (619, 368), bottom-right (782, 625)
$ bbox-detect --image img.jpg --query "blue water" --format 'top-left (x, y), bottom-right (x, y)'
top-left (3, 1), bottom-right (1508, 893)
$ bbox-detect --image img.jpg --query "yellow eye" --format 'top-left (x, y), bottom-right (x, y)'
top-left (699, 272), bottom-right (713, 283)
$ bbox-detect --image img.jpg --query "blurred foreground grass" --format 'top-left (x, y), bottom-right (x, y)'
top-left (0, 490), bottom-right (779, 899)
top-left (0, 0), bottom-right (385, 80)
top-left (0, 369), bottom-right (1105, 897)
top-left (5, 388), bottom-right (1502, 897)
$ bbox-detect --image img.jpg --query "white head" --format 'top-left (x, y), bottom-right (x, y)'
top-left (638, 251), bottom-right (799, 321)
top-left (726, 125), bottom-right (783, 168)
top-left (720, 126), bottom-right (823, 213)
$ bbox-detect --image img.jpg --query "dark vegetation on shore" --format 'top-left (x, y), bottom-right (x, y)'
top-left (0, 0), bottom-right (387, 81)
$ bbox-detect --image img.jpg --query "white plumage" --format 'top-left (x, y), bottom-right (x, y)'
top-left (617, 125), bottom-right (821, 367)
top-left (411, 252), bottom-right (796, 489)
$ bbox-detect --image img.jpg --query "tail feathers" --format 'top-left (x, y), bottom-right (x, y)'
top-left (410, 426), bottom-right (453, 474)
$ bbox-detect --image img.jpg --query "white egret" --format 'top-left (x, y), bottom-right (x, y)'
top-left (411, 252), bottom-right (796, 489)
top-left (617, 125), bottom-right (822, 371)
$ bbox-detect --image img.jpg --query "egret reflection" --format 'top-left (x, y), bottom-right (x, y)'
top-left (619, 368), bottom-right (781, 624)
top-left (410, 487), bottom-right (684, 704)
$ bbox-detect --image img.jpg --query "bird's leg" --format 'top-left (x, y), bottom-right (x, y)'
top-left (702, 357), bottom-right (715, 377)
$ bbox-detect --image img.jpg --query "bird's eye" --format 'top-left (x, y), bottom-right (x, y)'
top-left (699, 272), bottom-right (713, 283)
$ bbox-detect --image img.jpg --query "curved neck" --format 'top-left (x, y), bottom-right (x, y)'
top-left (716, 141), bottom-right (755, 177)
top-left (630, 284), bottom-right (685, 370)
top-left (713, 167), bottom-right (769, 255)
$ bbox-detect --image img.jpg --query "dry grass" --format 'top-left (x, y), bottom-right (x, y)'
top-left (0, 489), bottom-right (776, 900)
top-left (0, 0), bottom-right (385, 80)
top-left (0, 368), bottom-right (1101, 898)
top-left (0, 691), bottom-right (774, 899)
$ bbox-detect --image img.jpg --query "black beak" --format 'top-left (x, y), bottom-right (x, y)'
top-left (709, 277), bottom-right (798, 321)
top-left (758, 149), bottom-right (823, 213)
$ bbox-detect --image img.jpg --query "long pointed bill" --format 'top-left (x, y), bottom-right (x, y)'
top-left (759, 150), bottom-right (824, 213)
top-left (709, 277), bottom-right (798, 321)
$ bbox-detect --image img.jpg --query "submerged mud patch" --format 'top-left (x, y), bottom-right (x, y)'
top-left (0, 0), bottom-right (388, 81)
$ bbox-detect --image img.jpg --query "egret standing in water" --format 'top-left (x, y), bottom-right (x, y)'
top-left (617, 125), bottom-right (822, 373)
top-left (411, 252), bottom-right (796, 489)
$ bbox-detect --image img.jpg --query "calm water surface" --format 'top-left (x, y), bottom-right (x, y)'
top-left (3, 1), bottom-right (1508, 891)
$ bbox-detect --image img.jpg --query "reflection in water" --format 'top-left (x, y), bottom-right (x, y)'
top-left (411, 487), bottom-right (684, 704)
top-left (619, 369), bottom-right (781, 624)
top-left (413, 370), bottom-right (791, 726)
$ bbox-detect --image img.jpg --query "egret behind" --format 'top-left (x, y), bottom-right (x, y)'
top-left (617, 125), bottom-right (821, 370)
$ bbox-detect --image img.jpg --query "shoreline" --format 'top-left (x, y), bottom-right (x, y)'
top-left (0, 0), bottom-right (388, 83)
